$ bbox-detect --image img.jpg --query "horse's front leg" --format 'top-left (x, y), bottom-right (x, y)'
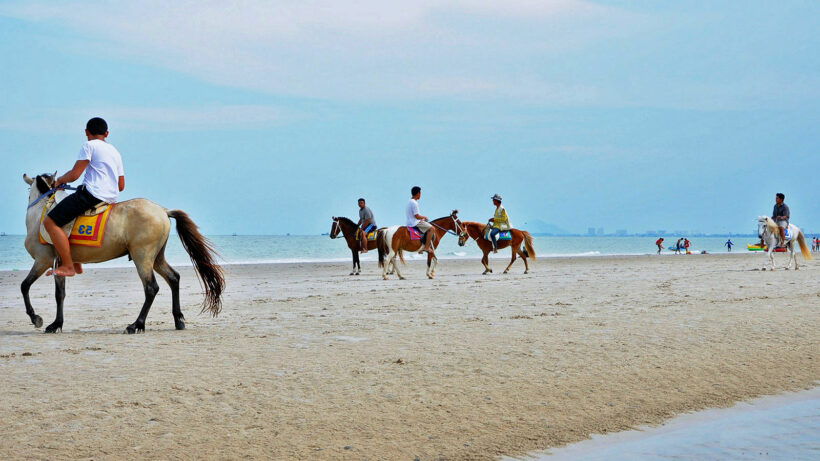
top-left (503, 246), bottom-right (517, 274)
top-left (45, 274), bottom-right (66, 333)
top-left (21, 260), bottom-right (50, 329)
top-left (350, 249), bottom-right (358, 276)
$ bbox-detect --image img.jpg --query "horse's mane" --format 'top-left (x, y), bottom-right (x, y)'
top-left (335, 216), bottom-right (357, 227)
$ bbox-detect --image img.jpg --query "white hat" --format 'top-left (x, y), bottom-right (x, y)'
top-left (491, 194), bottom-right (502, 202)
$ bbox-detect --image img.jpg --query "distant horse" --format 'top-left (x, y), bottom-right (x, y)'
top-left (329, 216), bottom-right (387, 275)
top-left (458, 221), bottom-right (536, 274)
top-left (757, 216), bottom-right (812, 270)
top-left (22, 173), bottom-right (224, 333)
top-left (377, 210), bottom-right (465, 280)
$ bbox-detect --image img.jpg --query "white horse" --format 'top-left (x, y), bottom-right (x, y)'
top-left (22, 173), bottom-right (224, 333)
top-left (757, 216), bottom-right (812, 270)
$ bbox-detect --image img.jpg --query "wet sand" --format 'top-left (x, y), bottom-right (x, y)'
top-left (1, 253), bottom-right (818, 460)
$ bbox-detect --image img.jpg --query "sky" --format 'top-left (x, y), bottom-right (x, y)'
top-left (1, 1), bottom-right (818, 235)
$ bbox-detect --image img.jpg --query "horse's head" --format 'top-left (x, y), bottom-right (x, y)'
top-left (24, 172), bottom-right (56, 202)
top-left (757, 215), bottom-right (775, 238)
top-left (330, 217), bottom-right (341, 239)
top-left (448, 209), bottom-right (469, 244)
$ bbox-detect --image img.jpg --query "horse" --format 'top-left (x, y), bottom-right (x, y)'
top-left (22, 173), bottom-right (225, 334)
top-left (329, 216), bottom-right (386, 275)
top-left (377, 210), bottom-right (465, 280)
top-left (457, 221), bottom-right (536, 274)
top-left (757, 216), bottom-right (812, 271)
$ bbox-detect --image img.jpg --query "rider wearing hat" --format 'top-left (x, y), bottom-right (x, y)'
top-left (488, 193), bottom-right (510, 254)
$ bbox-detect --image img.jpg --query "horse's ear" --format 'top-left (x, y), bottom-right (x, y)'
top-left (23, 174), bottom-right (34, 185)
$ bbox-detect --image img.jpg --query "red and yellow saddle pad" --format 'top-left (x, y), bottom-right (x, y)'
top-left (39, 205), bottom-right (112, 247)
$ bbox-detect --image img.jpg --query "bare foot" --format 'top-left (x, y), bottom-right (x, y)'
top-left (73, 263), bottom-right (83, 274)
top-left (361, 249), bottom-right (368, 254)
top-left (50, 266), bottom-right (76, 277)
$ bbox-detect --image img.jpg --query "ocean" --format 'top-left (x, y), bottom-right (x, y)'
top-left (0, 234), bottom-right (752, 271)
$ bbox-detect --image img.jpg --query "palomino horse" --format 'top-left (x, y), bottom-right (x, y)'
top-left (22, 173), bottom-right (224, 334)
top-left (377, 210), bottom-right (465, 280)
top-left (330, 216), bottom-right (382, 275)
top-left (458, 221), bottom-right (536, 274)
top-left (757, 216), bottom-right (812, 270)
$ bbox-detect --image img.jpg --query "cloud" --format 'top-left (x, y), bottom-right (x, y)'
top-left (0, 0), bottom-right (638, 103)
top-left (0, 104), bottom-right (297, 132)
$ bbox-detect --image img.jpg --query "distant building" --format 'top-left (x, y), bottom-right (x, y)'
top-left (597, 227), bottom-right (604, 236)
top-left (657, 230), bottom-right (666, 235)
top-left (615, 229), bottom-right (627, 236)
top-left (588, 227), bottom-right (596, 236)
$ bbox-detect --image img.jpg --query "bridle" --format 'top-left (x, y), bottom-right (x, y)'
top-left (330, 218), bottom-right (342, 239)
top-left (430, 215), bottom-right (467, 238)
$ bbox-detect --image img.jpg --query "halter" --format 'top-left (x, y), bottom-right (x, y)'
top-left (27, 185), bottom-right (78, 210)
top-left (330, 218), bottom-right (342, 239)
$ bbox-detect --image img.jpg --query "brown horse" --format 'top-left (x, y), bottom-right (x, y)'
top-left (458, 221), bottom-right (535, 274)
top-left (22, 173), bottom-right (224, 334)
top-left (377, 210), bottom-right (465, 280)
top-left (329, 216), bottom-right (384, 275)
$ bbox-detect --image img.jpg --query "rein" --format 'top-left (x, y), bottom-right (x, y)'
top-left (27, 185), bottom-right (78, 210)
top-left (429, 216), bottom-right (465, 237)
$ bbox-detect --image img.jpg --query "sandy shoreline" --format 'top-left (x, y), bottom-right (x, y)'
top-left (1, 253), bottom-right (818, 460)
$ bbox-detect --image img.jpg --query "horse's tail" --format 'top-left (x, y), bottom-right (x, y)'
top-left (797, 231), bottom-right (812, 260)
top-left (522, 231), bottom-right (536, 260)
top-left (377, 229), bottom-right (388, 268)
top-left (167, 210), bottom-right (225, 317)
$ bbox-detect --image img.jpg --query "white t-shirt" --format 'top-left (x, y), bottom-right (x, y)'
top-left (78, 139), bottom-right (124, 203)
top-left (406, 198), bottom-right (420, 227)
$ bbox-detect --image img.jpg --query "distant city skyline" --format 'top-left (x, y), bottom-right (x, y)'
top-left (1, 2), bottom-right (817, 236)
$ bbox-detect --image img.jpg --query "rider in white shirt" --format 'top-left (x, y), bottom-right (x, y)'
top-left (43, 117), bottom-right (125, 277)
top-left (406, 186), bottom-right (434, 254)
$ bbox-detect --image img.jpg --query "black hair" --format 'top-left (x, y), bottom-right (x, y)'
top-left (86, 117), bottom-right (108, 135)
top-left (411, 186), bottom-right (421, 196)
top-left (776, 193), bottom-right (785, 200)
top-left (358, 198), bottom-right (365, 203)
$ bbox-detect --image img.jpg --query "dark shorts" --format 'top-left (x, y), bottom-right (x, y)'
top-left (47, 186), bottom-right (105, 227)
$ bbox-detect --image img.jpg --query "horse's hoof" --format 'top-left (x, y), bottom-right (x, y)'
top-left (44, 322), bottom-right (62, 334)
top-left (124, 323), bottom-right (144, 334)
top-left (503, 270), bottom-right (509, 274)
top-left (174, 318), bottom-right (186, 330)
top-left (524, 270), bottom-right (528, 274)
top-left (399, 276), bottom-right (405, 280)
top-left (32, 315), bottom-right (43, 329)
top-left (383, 276), bottom-right (389, 280)
top-left (349, 272), bottom-right (355, 276)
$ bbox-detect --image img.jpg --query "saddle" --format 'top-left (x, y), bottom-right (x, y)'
top-left (483, 226), bottom-right (511, 241)
top-left (408, 226), bottom-right (428, 243)
top-left (39, 195), bottom-right (112, 247)
top-left (355, 229), bottom-right (378, 241)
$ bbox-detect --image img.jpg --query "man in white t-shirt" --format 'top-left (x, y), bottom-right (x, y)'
top-left (43, 117), bottom-right (125, 277)
top-left (406, 186), bottom-right (434, 254)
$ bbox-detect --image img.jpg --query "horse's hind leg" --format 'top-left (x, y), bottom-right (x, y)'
top-left (518, 248), bottom-right (530, 274)
top-left (21, 260), bottom-right (50, 329)
top-left (154, 252), bottom-right (184, 330)
top-left (125, 253), bottom-right (160, 334)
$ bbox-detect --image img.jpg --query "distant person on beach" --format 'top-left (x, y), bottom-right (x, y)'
top-left (655, 237), bottom-right (664, 254)
top-left (356, 198), bottom-right (376, 254)
top-left (684, 238), bottom-right (690, 254)
top-left (406, 186), bottom-right (434, 254)
top-left (772, 193), bottom-right (790, 248)
top-left (43, 117), bottom-right (125, 277)
top-left (675, 238), bottom-right (682, 254)
top-left (725, 239), bottom-right (733, 252)
top-left (488, 194), bottom-right (510, 254)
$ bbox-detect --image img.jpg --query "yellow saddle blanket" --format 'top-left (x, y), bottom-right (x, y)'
top-left (355, 230), bottom-right (378, 241)
top-left (39, 200), bottom-right (112, 248)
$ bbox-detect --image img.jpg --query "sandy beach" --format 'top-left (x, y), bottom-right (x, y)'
top-left (1, 252), bottom-right (818, 460)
